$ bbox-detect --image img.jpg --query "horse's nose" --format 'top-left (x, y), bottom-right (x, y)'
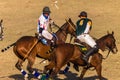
top-left (115, 47), bottom-right (118, 53)
top-left (113, 47), bottom-right (118, 54)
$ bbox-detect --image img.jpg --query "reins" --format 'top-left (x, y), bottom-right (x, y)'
top-left (52, 22), bottom-right (60, 29)
top-left (102, 50), bottom-right (110, 60)
top-left (53, 22), bottom-right (69, 37)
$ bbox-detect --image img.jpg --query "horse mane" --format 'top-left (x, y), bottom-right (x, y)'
top-left (98, 34), bottom-right (109, 41)
top-left (60, 22), bottom-right (67, 29)
top-left (97, 33), bottom-right (114, 42)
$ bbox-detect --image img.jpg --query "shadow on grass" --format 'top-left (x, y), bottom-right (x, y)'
top-left (8, 68), bottom-right (42, 80)
top-left (55, 70), bottom-right (108, 80)
top-left (8, 74), bottom-right (37, 80)
top-left (8, 70), bottom-right (108, 80)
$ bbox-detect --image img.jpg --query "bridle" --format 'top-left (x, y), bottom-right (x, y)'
top-left (52, 20), bottom-right (76, 37)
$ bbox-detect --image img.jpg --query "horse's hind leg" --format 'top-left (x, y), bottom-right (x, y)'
top-left (27, 56), bottom-right (35, 73)
top-left (15, 59), bottom-right (24, 71)
top-left (15, 59), bottom-right (28, 78)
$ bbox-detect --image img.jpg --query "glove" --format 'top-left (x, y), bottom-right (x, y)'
top-left (39, 28), bottom-right (44, 33)
top-left (49, 19), bottom-right (54, 25)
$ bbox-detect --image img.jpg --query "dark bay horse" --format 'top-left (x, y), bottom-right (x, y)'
top-left (44, 31), bottom-right (118, 80)
top-left (1, 18), bottom-right (76, 79)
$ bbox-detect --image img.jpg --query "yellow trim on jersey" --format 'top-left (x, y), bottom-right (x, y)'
top-left (79, 20), bottom-right (83, 26)
top-left (88, 21), bottom-right (92, 26)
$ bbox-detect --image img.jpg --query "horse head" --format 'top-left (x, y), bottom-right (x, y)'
top-left (97, 31), bottom-right (118, 54)
top-left (65, 18), bottom-right (76, 38)
top-left (106, 31), bottom-right (118, 54)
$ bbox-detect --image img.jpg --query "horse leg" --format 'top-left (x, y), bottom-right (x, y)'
top-left (26, 56), bottom-right (35, 73)
top-left (27, 55), bottom-right (44, 79)
top-left (27, 55), bottom-right (42, 79)
top-left (50, 66), bottom-right (61, 78)
top-left (44, 61), bottom-right (55, 74)
top-left (79, 67), bottom-right (89, 80)
top-left (15, 59), bottom-right (23, 70)
top-left (42, 61), bottom-right (55, 80)
top-left (15, 59), bottom-right (28, 78)
top-left (44, 60), bottom-right (63, 79)
top-left (62, 62), bottom-right (70, 74)
top-left (95, 64), bottom-right (103, 80)
top-left (92, 53), bottom-right (103, 80)
top-left (50, 61), bottom-right (65, 78)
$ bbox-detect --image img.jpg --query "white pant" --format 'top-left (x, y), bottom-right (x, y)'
top-left (42, 30), bottom-right (53, 40)
top-left (77, 34), bottom-right (96, 48)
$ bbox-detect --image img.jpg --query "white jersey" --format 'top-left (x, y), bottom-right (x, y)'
top-left (37, 14), bottom-right (50, 32)
top-left (37, 14), bottom-right (53, 40)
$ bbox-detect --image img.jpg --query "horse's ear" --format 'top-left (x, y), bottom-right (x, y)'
top-left (69, 18), bottom-right (72, 22)
top-left (65, 19), bottom-right (68, 22)
top-left (112, 31), bottom-right (114, 35)
top-left (0, 19), bottom-right (3, 23)
top-left (65, 17), bottom-right (71, 21)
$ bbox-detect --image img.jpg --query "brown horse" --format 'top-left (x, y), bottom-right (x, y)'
top-left (1, 18), bottom-right (76, 79)
top-left (44, 31), bottom-right (118, 80)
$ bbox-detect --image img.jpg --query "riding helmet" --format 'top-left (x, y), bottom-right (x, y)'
top-left (43, 6), bottom-right (51, 14)
top-left (78, 11), bottom-right (87, 17)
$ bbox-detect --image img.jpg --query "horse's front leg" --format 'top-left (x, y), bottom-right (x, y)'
top-left (50, 66), bottom-right (61, 79)
top-left (15, 59), bottom-right (29, 79)
top-left (95, 64), bottom-right (103, 80)
top-left (43, 61), bottom-right (55, 74)
top-left (27, 55), bottom-right (42, 79)
top-left (93, 53), bottom-right (103, 80)
top-left (79, 67), bottom-right (89, 80)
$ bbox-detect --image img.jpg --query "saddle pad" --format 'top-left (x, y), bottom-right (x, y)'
top-left (74, 42), bottom-right (87, 54)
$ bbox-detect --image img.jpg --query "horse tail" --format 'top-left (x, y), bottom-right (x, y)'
top-left (1, 42), bottom-right (15, 52)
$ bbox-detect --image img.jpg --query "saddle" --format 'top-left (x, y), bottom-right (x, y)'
top-left (74, 38), bottom-right (88, 54)
top-left (35, 33), bottom-right (57, 46)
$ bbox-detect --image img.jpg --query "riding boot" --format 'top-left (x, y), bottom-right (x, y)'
top-left (82, 45), bottom-right (99, 63)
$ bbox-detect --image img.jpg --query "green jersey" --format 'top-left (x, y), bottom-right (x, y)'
top-left (76, 18), bottom-right (92, 36)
